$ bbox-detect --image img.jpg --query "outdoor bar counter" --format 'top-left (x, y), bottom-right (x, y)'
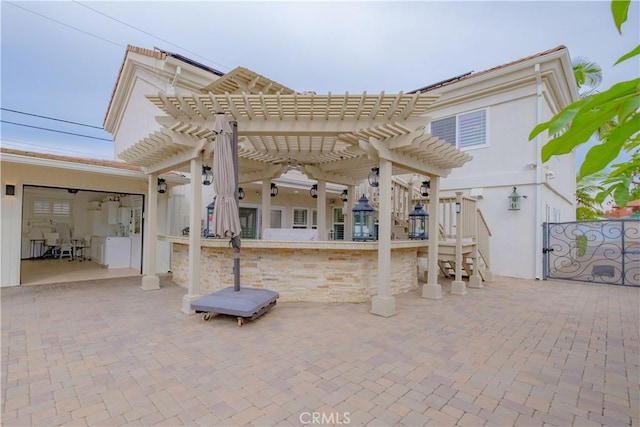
top-left (161, 235), bottom-right (427, 302)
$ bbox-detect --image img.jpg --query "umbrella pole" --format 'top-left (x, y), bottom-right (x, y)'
top-left (231, 120), bottom-right (241, 292)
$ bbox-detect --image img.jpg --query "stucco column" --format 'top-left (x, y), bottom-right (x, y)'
top-left (261, 180), bottom-right (272, 237)
top-left (181, 156), bottom-right (203, 314)
top-left (371, 158), bottom-right (395, 317)
top-left (317, 180), bottom-right (327, 240)
top-left (141, 174), bottom-right (160, 290)
top-left (423, 175), bottom-right (442, 299)
top-left (344, 185), bottom-right (355, 241)
top-left (451, 191), bottom-right (468, 295)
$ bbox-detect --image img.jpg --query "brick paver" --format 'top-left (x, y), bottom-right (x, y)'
top-left (2, 275), bottom-right (639, 426)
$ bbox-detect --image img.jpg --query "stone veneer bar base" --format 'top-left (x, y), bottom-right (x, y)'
top-left (164, 237), bottom-right (425, 303)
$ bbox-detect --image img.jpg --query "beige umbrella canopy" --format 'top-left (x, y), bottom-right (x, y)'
top-left (211, 113), bottom-right (242, 239)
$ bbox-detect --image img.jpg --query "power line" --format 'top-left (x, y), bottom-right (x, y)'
top-left (5, 1), bottom-right (124, 49)
top-left (2, 139), bottom-right (115, 159)
top-left (1, 108), bottom-right (104, 130)
top-left (72, 1), bottom-right (231, 71)
top-left (1, 121), bottom-right (113, 142)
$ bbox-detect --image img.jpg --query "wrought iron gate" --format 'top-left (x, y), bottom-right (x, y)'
top-left (543, 220), bottom-right (640, 287)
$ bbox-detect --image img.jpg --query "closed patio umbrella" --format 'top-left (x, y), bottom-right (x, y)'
top-left (211, 112), bottom-right (242, 290)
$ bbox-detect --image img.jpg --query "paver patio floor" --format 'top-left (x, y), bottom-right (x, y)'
top-left (2, 276), bottom-right (639, 426)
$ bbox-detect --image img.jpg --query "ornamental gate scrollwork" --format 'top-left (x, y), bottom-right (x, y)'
top-left (543, 220), bottom-right (640, 287)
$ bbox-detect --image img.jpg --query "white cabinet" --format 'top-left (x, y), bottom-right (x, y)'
top-left (104, 237), bottom-right (131, 269)
top-left (101, 201), bottom-right (120, 225)
top-left (118, 207), bottom-right (131, 225)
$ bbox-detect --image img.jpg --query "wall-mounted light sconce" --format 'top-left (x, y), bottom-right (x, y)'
top-left (340, 189), bottom-right (348, 202)
top-left (455, 202), bottom-right (461, 214)
top-left (368, 167), bottom-right (379, 187)
top-left (270, 183), bottom-right (278, 197)
top-left (508, 186), bottom-right (527, 210)
top-left (202, 165), bottom-right (213, 185)
top-left (157, 178), bottom-right (167, 194)
top-left (310, 184), bottom-right (318, 198)
top-left (5, 184), bottom-right (15, 196)
top-left (238, 187), bottom-right (245, 200)
top-left (420, 180), bottom-right (430, 197)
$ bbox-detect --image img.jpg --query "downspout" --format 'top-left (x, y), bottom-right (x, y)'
top-left (534, 63), bottom-right (543, 279)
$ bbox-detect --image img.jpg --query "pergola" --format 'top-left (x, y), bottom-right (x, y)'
top-left (125, 67), bottom-right (471, 316)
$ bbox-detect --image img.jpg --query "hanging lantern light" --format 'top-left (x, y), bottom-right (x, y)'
top-left (205, 198), bottom-right (216, 238)
top-left (408, 202), bottom-right (428, 240)
top-left (202, 165), bottom-right (213, 186)
top-left (368, 167), bottom-right (380, 187)
top-left (508, 186), bottom-right (525, 210)
top-left (238, 187), bottom-right (245, 200)
top-left (420, 180), bottom-right (430, 197)
top-left (157, 178), bottom-right (167, 194)
top-left (270, 183), bottom-right (279, 197)
top-left (340, 189), bottom-right (348, 202)
top-left (352, 195), bottom-right (376, 241)
top-left (310, 184), bottom-right (318, 198)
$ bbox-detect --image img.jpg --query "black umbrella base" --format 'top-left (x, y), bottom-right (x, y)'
top-left (191, 287), bottom-right (279, 326)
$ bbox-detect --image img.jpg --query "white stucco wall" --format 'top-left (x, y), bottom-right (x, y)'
top-left (427, 63), bottom-right (575, 279)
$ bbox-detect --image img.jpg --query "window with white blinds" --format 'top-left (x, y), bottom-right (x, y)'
top-left (431, 109), bottom-right (487, 149)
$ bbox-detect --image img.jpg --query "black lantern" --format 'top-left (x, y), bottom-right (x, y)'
top-left (310, 184), bottom-right (318, 198)
top-left (368, 167), bottom-right (379, 187)
top-left (340, 189), bottom-right (348, 202)
top-left (270, 183), bottom-right (278, 197)
top-left (420, 180), bottom-right (430, 197)
top-left (352, 195), bottom-right (376, 241)
top-left (202, 165), bottom-right (213, 186)
top-left (238, 187), bottom-right (245, 200)
top-left (205, 198), bottom-right (216, 238)
top-left (157, 178), bottom-right (167, 194)
top-left (508, 186), bottom-right (526, 210)
top-left (408, 203), bottom-right (428, 240)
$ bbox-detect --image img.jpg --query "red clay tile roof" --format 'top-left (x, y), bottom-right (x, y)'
top-left (409, 45), bottom-right (569, 93)
top-left (1, 147), bottom-right (143, 172)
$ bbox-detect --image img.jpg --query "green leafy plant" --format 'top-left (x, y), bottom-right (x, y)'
top-left (529, 0), bottom-right (639, 208)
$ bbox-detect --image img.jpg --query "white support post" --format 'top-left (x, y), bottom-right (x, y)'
top-left (345, 185), bottom-right (355, 241)
top-left (371, 158), bottom-right (395, 317)
top-left (181, 156), bottom-right (203, 313)
top-left (317, 180), bottom-right (327, 240)
top-left (451, 191), bottom-right (468, 295)
top-left (141, 174), bottom-right (160, 291)
top-left (469, 207), bottom-right (483, 288)
top-left (423, 175), bottom-right (442, 299)
top-left (261, 180), bottom-right (271, 238)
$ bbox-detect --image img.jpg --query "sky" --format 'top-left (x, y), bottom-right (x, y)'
top-left (1, 0), bottom-right (638, 164)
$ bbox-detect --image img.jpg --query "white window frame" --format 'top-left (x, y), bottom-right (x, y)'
top-left (292, 207), bottom-right (317, 229)
top-left (431, 108), bottom-right (488, 151)
top-left (33, 199), bottom-right (71, 217)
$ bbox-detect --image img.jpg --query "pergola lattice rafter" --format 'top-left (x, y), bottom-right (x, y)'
top-left (121, 91), bottom-right (472, 180)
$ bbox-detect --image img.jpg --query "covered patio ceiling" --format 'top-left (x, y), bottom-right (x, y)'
top-left (118, 67), bottom-right (472, 185)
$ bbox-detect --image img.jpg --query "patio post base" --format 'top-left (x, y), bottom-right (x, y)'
top-left (451, 280), bottom-right (468, 295)
top-left (181, 294), bottom-right (201, 315)
top-left (468, 276), bottom-right (483, 288)
top-left (370, 295), bottom-right (396, 317)
top-left (140, 275), bottom-right (160, 291)
top-left (422, 283), bottom-right (442, 299)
